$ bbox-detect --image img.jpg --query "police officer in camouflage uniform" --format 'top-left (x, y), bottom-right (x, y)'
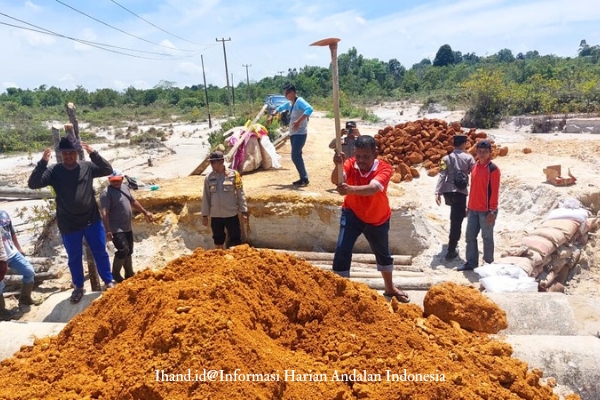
top-left (201, 151), bottom-right (248, 249)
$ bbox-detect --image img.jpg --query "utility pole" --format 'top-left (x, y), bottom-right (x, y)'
top-left (216, 37), bottom-right (233, 116)
top-left (243, 64), bottom-right (252, 104)
top-left (231, 72), bottom-right (235, 113)
top-left (278, 71), bottom-right (285, 77)
top-left (201, 54), bottom-right (212, 128)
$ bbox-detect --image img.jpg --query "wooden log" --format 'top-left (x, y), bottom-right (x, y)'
top-left (268, 249), bottom-right (413, 265)
top-left (273, 131), bottom-right (290, 150)
top-left (2, 271), bottom-right (63, 285)
top-left (6, 264), bottom-right (50, 275)
top-left (66, 102), bottom-right (85, 160)
top-left (52, 126), bottom-right (62, 163)
top-left (310, 264), bottom-right (425, 279)
top-left (26, 257), bottom-right (52, 266)
top-left (84, 240), bottom-right (101, 291)
top-left (308, 261), bottom-right (422, 273)
top-left (0, 187), bottom-right (52, 199)
top-left (349, 277), bottom-right (434, 291)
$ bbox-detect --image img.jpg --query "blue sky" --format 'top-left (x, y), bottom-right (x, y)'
top-left (1, 0), bottom-right (599, 92)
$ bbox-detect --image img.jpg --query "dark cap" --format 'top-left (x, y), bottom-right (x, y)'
top-left (476, 140), bottom-right (492, 150)
top-left (208, 151), bottom-right (224, 161)
top-left (345, 121), bottom-right (357, 130)
top-left (58, 137), bottom-right (77, 151)
top-left (453, 134), bottom-right (468, 147)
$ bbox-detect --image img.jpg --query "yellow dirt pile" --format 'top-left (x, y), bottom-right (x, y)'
top-left (0, 246), bottom-right (572, 400)
top-left (374, 119), bottom-right (508, 182)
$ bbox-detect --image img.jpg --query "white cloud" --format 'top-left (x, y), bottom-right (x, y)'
top-left (2, 82), bottom-right (19, 89)
top-left (18, 30), bottom-right (55, 46)
top-left (59, 74), bottom-right (74, 83)
top-left (25, 1), bottom-right (42, 12)
top-left (73, 29), bottom-right (97, 52)
top-left (176, 61), bottom-right (203, 75)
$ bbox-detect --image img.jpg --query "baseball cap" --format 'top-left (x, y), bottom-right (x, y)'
top-left (108, 169), bottom-right (124, 181)
top-left (209, 151), bottom-right (225, 161)
top-left (476, 140), bottom-right (492, 150)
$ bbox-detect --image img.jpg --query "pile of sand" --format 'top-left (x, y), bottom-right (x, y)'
top-left (0, 246), bottom-right (576, 399)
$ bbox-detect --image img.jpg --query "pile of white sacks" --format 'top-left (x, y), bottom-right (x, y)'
top-left (476, 198), bottom-right (597, 293)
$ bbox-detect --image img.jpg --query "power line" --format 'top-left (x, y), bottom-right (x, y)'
top-left (109, 0), bottom-right (205, 46)
top-left (0, 12), bottom-right (191, 58)
top-left (54, 0), bottom-right (200, 52)
top-left (0, 18), bottom-right (199, 60)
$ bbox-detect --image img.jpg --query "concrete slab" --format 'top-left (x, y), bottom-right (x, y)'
top-left (505, 335), bottom-right (600, 400)
top-left (0, 321), bottom-right (66, 361)
top-left (487, 293), bottom-right (578, 336)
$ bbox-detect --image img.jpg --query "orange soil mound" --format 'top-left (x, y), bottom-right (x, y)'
top-left (0, 246), bottom-right (567, 400)
top-left (423, 282), bottom-right (508, 334)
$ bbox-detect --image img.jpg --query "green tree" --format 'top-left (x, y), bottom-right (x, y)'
top-left (433, 44), bottom-right (455, 67)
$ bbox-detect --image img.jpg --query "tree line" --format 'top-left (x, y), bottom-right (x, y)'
top-left (1, 40), bottom-right (599, 152)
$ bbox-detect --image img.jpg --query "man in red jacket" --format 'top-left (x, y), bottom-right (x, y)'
top-left (458, 140), bottom-right (501, 271)
top-left (331, 135), bottom-right (410, 303)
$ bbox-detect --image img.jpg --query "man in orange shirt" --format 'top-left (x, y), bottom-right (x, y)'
top-left (458, 140), bottom-right (501, 271)
top-left (331, 135), bottom-right (410, 303)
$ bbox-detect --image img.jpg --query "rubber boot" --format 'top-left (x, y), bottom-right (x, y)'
top-left (112, 257), bottom-right (125, 283)
top-left (0, 296), bottom-right (15, 321)
top-left (19, 282), bottom-right (43, 306)
top-left (123, 256), bottom-right (134, 280)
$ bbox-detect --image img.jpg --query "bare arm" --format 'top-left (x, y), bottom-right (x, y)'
top-left (10, 233), bottom-right (25, 255)
top-left (100, 207), bottom-right (113, 240)
top-left (336, 182), bottom-right (381, 196)
top-left (132, 200), bottom-right (153, 223)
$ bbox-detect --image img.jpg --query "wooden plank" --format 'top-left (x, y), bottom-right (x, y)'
top-left (309, 261), bottom-right (422, 273)
top-left (0, 187), bottom-right (52, 199)
top-left (310, 264), bottom-right (425, 278)
top-left (267, 249), bottom-right (413, 265)
top-left (350, 277), bottom-right (433, 291)
top-left (84, 240), bottom-right (101, 291)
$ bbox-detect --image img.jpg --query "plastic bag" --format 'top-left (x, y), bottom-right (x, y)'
top-left (260, 135), bottom-right (282, 169)
top-left (479, 275), bottom-right (538, 293)
top-left (474, 263), bottom-right (528, 279)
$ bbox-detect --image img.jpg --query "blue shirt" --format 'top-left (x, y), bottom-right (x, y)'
top-left (276, 96), bottom-right (313, 136)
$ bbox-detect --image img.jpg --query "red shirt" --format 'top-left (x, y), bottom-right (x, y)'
top-left (468, 161), bottom-right (501, 212)
top-left (342, 158), bottom-right (392, 226)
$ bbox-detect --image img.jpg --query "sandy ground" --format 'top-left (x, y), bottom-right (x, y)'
top-left (1, 101), bottom-right (599, 317)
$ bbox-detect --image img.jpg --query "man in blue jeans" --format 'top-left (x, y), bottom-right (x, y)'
top-left (28, 138), bottom-right (115, 303)
top-left (267, 84), bottom-right (313, 186)
top-left (458, 140), bottom-right (501, 271)
top-left (330, 135), bottom-right (410, 303)
top-left (0, 210), bottom-right (43, 320)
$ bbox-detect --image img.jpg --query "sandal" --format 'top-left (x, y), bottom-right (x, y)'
top-left (383, 289), bottom-right (411, 303)
top-left (70, 288), bottom-right (85, 304)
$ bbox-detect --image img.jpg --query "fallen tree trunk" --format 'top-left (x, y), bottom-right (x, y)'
top-left (0, 187), bottom-right (52, 199)
top-left (349, 277), bottom-right (437, 291)
top-left (2, 271), bottom-right (63, 285)
top-left (310, 265), bottom-right (425, 279)
top-left (268, 249), bottom-right (413, 265)
top-left (309, 262), bottom-right (422, 273)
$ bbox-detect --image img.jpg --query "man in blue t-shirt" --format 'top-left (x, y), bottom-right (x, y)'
top-left (267, 84), bottom-right (313, 186)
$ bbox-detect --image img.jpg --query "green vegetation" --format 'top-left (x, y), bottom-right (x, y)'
top-left (1, 39), bottom-right (600, 152)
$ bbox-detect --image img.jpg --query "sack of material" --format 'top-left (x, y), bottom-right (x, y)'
top-left (522, 235), bottom-right (556, 258)
top-left (531, 227), bottom-right (568, 247)
top-left (494, 257), bottom-right (535, 276)
top-left (539, 219), bottom-right (580, 242)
